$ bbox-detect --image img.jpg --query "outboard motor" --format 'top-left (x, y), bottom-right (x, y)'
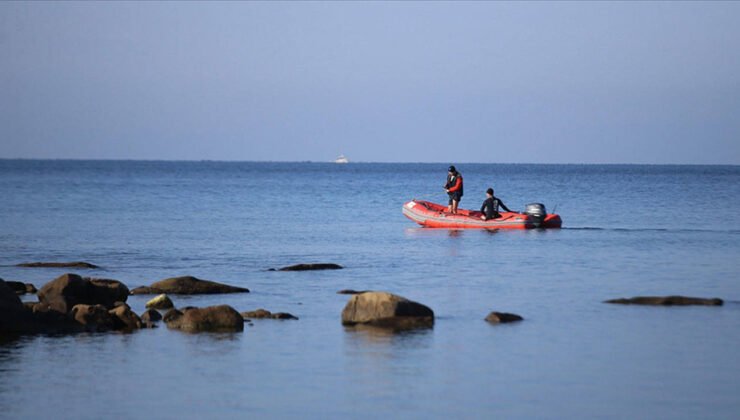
top-left (524, 203), bottom-right (547, 228)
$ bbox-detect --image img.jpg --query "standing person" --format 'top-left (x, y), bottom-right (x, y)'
top-left (444, 165), bottom-right (463, 214)
top-left (480, 187), bottom-right (512, 220)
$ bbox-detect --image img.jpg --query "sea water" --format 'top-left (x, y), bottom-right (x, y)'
top-left (0, 161), bottom-right (739, 419)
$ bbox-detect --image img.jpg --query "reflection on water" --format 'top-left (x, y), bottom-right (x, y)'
top-left (0, 335), bottom-right (24, 378)
top-left (404, 227), bottom-right (465, 238)
top-left (342, 325), bottom-right (434, 358)
top-left (341, 325), bottom-right (436, 402)
top-left (0, 334), bottom-right (22, 348)
top-left (343, 324), bottom-right (434, 344)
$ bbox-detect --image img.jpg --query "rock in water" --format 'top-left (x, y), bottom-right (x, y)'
top-left (278, 263), bottom-right (343, 271)
top-left (141, 308), bottom-right (162, 323)
top-left (604, 296), bottom-right (723, 306)
top-left (16, 261), bottom-right (99, 269)
top-left (485, 311), bottom-right (524, 324)
top-left (341, 291), bottom-right (434, 329)
top-left (86, 278), bottom-right (130, 303)
top-left (0, 279), bottom-right (37, 295)
top-left (146, 294), bottom-right (174, 309)
top-left (4, 281), bottom-right (28, 295)
top-left (0, 280), bottom-right (36, 333)
top-left (108, 304), bottom-right (143, 330)
top-left (241, 309), bottom-right (273, 319)
top-left (1, 279), bottom-right (100, 334)
top-left (271, 312), bottom-right (299, 320)
top-left (71, 304), bottom-right (115, 332)
top-left (165, 305), bottom-right (244, 332)
top-left (37, 274), bottom-right (129, 313)
top-left (130, 276), bottom-right (249, 295)
top-left (240, 309), bottom-right (299, 320)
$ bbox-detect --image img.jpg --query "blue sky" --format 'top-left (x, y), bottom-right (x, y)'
top-left (1, 1), bottom-right (738, 164)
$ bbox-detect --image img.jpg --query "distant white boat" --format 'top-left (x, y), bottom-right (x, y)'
top-left (334, 154), bottom-right (349, 164)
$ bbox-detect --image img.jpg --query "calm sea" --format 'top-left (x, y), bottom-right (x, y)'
top-left (1, 160), bottom-right (739, 419)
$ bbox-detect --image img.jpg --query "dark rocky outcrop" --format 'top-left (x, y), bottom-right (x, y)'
top-left (37, 274), bottom-right (129, 313)
top-left (4, 281), bottom-right (26, 294)
top-left (145, 294), bottom-right (174, 309)
top-left (2, 281), bottom-right (78, 333)
top-left (4, 281), bottom-right (37, 295)
top-left (485, 311), bottom-right (524, 324)
top-left (1, 280), bottom-right (37, 333)
top-left (141, 308), bottom-right (162, 323)
top-left (165, 305), bottom-right (244, 332)
top-left (71, 304), bottom-right (116, 332)
top-left (130, 276), bottom-right (249, 295)
top-left (604, 296), bottom-right (723, 306)
top-left (16, 261), bottom-right (100, 269)
top-left (341, 291), bottom-right (434, 329)
top-left (29, 304), bottom-right (81, 333)
top-left (1, 278), bottom-right (143, 334)
top-left (87, 278), bottom-right (130, 303)
top-left (108, 304), bottom-right (143, 330)
top-left (274, 263), bottom-right (343, 271)
top-left (240, 309), bottom-right (299, 320)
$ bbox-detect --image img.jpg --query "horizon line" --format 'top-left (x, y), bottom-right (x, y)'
top-left (0, 157), bottom-right (738, 166)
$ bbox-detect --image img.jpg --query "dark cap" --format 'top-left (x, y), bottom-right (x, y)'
top-left (486, 188), bottom-right (494, 195)
top-left (448, 165), bottom-right (456, 173)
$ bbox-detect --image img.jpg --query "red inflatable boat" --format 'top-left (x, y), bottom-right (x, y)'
top-left (402, 200), bottom-right (562, 229)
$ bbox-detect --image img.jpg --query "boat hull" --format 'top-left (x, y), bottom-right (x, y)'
top-left (402, 200), bottom-right (562, 229)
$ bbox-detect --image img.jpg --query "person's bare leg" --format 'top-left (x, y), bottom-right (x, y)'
top-left (452, 200), bottom-right (459, 214)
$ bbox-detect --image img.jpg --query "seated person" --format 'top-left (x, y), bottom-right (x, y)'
top-left (480, 188), bottom-right (512, 220)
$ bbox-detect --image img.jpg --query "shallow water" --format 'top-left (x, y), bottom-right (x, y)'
top-left (1, 161), bottom-right (739, 418)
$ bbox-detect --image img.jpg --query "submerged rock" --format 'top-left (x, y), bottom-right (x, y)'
top-left (272, 312), bottom-right (299, 320)
top-left (337, 289), bottom-right (369, 295)
top-left (165, 305), bottom-right (244, 332)
top-left (605, 296), bottom-right (723, 306)
top-left (485, 311), bottom-right (524, 324)
top-left (130, 276), bottom-right (249, 295)
top-left (276, 263), bottom-right (343, 271)
top-left (16, 261), bottom-right (100, 269)
top-left (341, 291), bottom-right (434, 329)
top-left (37, 274), bottom-right (129, 313)
top-left (240, 309), bottom-right (299, 320)
top-left (146, 294), bottom-right (174, 310)
top-left (241, 309), bottom-right (272, 319)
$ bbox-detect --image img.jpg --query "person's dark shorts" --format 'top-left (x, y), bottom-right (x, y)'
top-left (448, 192), bottom-right (462, 205)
